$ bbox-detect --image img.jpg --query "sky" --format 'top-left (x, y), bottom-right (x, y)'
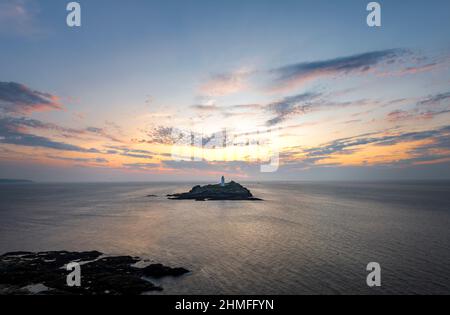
top-left (0, 0), bottom-right (450, 182)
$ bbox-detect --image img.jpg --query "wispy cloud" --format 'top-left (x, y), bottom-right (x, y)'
top-left (0, 116), bottom-right (124, 143)
top-left (85, 126), bottom-right (123, 143)
top-left (265, 92), bottom-right (320, 126)
top-left (383, 91), bottom-right (450, 123)
top-left (106, 145), bottom-right (155, 159)
top-left (0, 125), bottom-right (100, 153)
top-left (418, 91), bottom-right (450, 107)
top-left (46, 155), bottom-right (108, 164)
top-left (263, 92), bottom-right (380, 127)
top-left (379, 62), bottom-right (439, 77)
top-left (0, 116), bottom-right (132, 154)
top-left (122, 162), bottom-right (160, 170)
top-left (0, 0), bottom-right (42, 36)
top-left (190, 99), bottom-right (220, 112)
top-left (200, 68), bottom-right (251, 97)
top-left (386, 109), bottom-right (450, 123)
top-left (269, 49), bottom-right (408, 91)
top-left (1, 116), bottom-right (77, 134)
top-left (140, 126), bottom-right (175, 145)
top-left (295, 126), bottom-right (450, 165)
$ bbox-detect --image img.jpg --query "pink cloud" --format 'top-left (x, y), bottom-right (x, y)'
top-left (0, 82), bottom-right (64, 115)
top-left (200, 69), bottom-right (251, 97)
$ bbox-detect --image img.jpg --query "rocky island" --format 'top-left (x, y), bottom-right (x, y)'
top-left (0, 251), bottom-right (189, 295)
top-left (168, 176), bottom-right (262, 201)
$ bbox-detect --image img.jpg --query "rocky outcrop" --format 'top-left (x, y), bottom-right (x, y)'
top-left (167, 181), bottom-right (262, 201)
top-left (0, 251), bottom-right (189, 295)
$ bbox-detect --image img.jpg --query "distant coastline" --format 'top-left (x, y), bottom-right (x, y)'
top-left (0, 179), bottom-right (34, 184)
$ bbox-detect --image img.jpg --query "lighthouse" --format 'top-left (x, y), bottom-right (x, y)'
top-left (220, 176), bottom-right (225, 187)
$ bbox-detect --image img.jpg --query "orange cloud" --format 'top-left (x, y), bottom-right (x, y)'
top-left (316, 139), bottom-right (434, 166)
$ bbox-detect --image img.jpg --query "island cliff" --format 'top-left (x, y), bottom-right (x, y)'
top-left (168, 179), bottom-right (262, 201)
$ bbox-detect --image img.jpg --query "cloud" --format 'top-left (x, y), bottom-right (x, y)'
top-left (379, 62), bottom-right (439, 77)
top-left (220, 103), bottom-right (265, 118)
top-left (140, 126), bottom-right (175, 145)
top-left (300, 126), bottom-right (450, 162)
top-left (386, 110), bottom-right (416, 123)
top-left (0, 116), bottom-right (123, 143)
top-left (121, 152), bottom-right (153, 159)
top-left (191, 100), bottom-right (265, 118)
top-left (141, 126), bottom-right (216, 147)
top-left (200, 69), bottom-right (251, 96)
top-left (0, 0), bottom-right (41, 36)
top-left (0, 116), bottom-right (77, 134)
top-left (279, 126), bottom-right (450, 171)
top-left (0, 132), bottom-right (99, 153)
top-left (265, 92), bottom-right (320, 126)
top-left (383, 91), bottom-right (450, 123)
top-left (46, 155), bottom-right (108, 164)
top-left (229, 104), bottom-right (263, 110)
top-left (86, 126), bottom-right (123, 143)
top-left (0, 117), bottom-right (100, 153)
top-left (418, 91), bottom-right (450, 107)
top-left (270, 49), bottom-right (408, 91)
top-left (0, 82), bottom-right (63, 114)
top-left (264, 93), bottom-right (387, 126)
top-left (122, 162), bottom-right (160, 170)
top-left (103, 145), bottom-right (156, 160)
top-left (386, 108), bottom-right (450, 123)
top-left (191, 104), bottom-right (220, 112)
top-left (378, 52), bottom-right (450, 77)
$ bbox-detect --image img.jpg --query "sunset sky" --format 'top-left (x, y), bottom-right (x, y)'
top-left (1, 0), bottom-right (450, 182)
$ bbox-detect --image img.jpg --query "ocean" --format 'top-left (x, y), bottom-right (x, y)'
top-left (0, 181), bottom-right (449, 294)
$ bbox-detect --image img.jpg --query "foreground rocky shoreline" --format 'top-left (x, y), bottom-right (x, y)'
top-left (0, 251), bottom-right (189, 295)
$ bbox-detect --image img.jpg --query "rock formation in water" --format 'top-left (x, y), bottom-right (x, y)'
top-left (167, 179), bottom-right (262, 201)
top-left (0, 251), bottom-right (189, 295)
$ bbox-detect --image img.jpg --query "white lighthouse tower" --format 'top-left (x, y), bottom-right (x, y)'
top-left (220, 176), bottom-right (225, 187)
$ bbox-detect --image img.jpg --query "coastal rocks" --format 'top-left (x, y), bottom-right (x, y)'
top-left (168, 181), bottom-right (262, 201)
top-left (0, 251), bottom-right (189, 295)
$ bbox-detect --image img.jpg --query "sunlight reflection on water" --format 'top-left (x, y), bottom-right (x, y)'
top-left (0, 181), bottom-right (449, 294)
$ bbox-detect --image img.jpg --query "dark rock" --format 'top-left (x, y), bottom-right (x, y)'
top-left (168, 181), bottom-right (262, 201)
top-left (0, 251), bottom-right (188, 295)
top-left (0, 251), bottom-right (34, 257)
top-left (89, 275), bottom-right (162, 295)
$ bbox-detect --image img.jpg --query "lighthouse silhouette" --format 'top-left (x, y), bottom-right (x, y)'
top-left (221, 176), bottom-right (225, 187)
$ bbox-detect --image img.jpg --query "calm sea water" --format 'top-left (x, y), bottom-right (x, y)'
top-left (0, 181), bottom-right (449, 294)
